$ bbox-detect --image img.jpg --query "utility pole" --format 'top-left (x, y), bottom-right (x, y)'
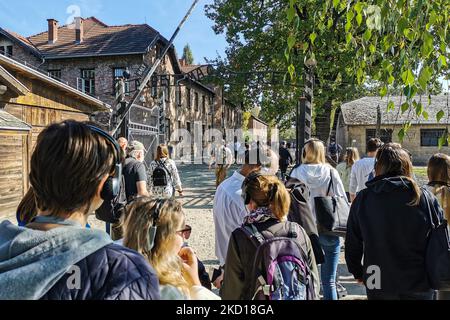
top-left (111, 0), bottom-right (200, 137)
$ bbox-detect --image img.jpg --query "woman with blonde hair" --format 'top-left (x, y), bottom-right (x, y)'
top-left (221, 173), bottom-right (319, 300)
top-left (290, 138), bottom-right (348, 300)
top-left (148, 144), bottom-right (183, 199)
top-left (122, 197), bottom-right (219, 300)
top-left (426, 153), bottom-right (450, 300)
top-left (336, 147), bottom-right (360, 202)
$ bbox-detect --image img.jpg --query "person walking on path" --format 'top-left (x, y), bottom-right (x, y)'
top-left (220, 174), bottom-right (319, 300)
top-left (210, 140), bottom-right (234, 188)
top-left (148, 144), bottom-right (183, 199)
top-left (0, 120), bottom-right (160, 300)
top-left (212, 148), bottom-right (264, 288)
top-left (425, 153), bottom-right (450, 300)
top-left (122, 197), bottom-right (220, 300)
top-left (327, 137), bottom-right (343, 164)
top-left (290, 139), bottom-right (348, 300)
top-left (346, 143), bottom-right (440, 300)
top-left (279, 141), bottom-right (293, 182)
top-left (123, 141), bottom-right (150, 201)
top-left (349, 138), bottom-right (383, 202)
top-left (336, 148), bottom-right (360, 202)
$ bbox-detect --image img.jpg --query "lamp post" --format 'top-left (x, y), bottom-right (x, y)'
top-left (295, 58), bottom-right (316, 165)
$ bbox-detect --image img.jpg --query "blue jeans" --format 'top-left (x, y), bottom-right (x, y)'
top-left (319, 234), bottom-right (341, 300)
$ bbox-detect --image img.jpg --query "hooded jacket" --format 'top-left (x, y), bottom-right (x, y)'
top-left (290, 164), bottom-right (348, 220)
top-left (345, 175), bottom-right (439, 295)
top-left (0, 221), bottom-right (160, 300)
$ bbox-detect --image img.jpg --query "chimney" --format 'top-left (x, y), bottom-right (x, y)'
top-left (47, 19), bottom-right (58, 44)
top-left (75, 17), bottom-right (84, 44)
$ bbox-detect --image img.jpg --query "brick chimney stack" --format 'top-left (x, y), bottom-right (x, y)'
top-left (75, 17), bottom-right (84, 44)
top-left (47, 19), bottom-right (58, 44)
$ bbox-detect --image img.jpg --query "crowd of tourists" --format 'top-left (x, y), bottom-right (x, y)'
top-left (0, 120), bottom-right (449, 301)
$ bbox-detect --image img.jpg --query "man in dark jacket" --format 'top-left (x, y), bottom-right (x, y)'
top-left (345, 175), bottom-right (437, 300)
top-left (279, 141), bottom-right (293, 181)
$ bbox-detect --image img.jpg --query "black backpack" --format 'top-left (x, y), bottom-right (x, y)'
top-left (285, 175), bottom-right (325, 265)
top-left (152, 160), bottom-right (172, 187)
top-left (95, 175), bottom-right (127, 224)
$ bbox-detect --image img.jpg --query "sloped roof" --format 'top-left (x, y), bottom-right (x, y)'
top-left (0, 108), bottom-right (31, 131)
top-left (0, 65), bottom-right (29, 96)
top-left (0, 29), bottom-right (42, 58)
top-left (340, 94), bottom-right (450, 125)
top-left (27, 17), bottom-right (160, 58)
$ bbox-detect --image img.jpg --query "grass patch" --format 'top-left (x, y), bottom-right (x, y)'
top-left (413, 167), bottom-right (427, 177)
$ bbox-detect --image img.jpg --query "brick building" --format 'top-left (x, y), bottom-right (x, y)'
top-left (335, 94), bottom-right (450, 165)
top-left (0, 17), bottom-right (243, 161)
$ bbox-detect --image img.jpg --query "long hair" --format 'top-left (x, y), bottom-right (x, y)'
top-left (17, 188), bottom-right (37, 225)
top-left (156, 144), bottom-right (170, 161)
top-left (374, 143), bottom-right (421, 206)
top-left (427, 153), bottom-right (450, 221)
top-left (245, 175), bottom-right (291, 220)
top-left (122, 198), bottom-right (190, 296)
top-left (30, 120), bottom-right (117, 217)
top-left (345, 147), bottom-right (360, 167)
top-left (302, 139), bottom-right (326, 164)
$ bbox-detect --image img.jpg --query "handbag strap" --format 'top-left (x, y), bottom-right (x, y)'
top-left (326, 168), bottom-right (334, 196)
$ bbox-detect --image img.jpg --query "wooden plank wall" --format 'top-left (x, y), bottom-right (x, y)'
top-left (0, 130), bottom-right (28, 220)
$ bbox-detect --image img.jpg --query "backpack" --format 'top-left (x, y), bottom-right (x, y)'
top-left (241, 222), bottom-right (316, 300)
top-left (285, 177), bottom-right (325, 265)
top-left (152, 160), bottom-right (172, 187)
top-left (328, 143), bottom-right (338, 155)
top-left (95, 175), bottom-right (127, 224)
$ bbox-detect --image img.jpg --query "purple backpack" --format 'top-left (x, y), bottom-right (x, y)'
top-left (241, 222), bottom-right (316, 300)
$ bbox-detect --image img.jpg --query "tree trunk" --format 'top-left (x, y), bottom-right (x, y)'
top-left (314, 99), bottom-right (333, 143)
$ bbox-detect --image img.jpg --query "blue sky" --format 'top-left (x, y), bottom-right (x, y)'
top-left (0, 0), bottom-right (227, 64)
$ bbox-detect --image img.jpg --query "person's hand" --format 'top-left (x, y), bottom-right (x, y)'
top-left (179, 247), bottom-right (201, 286)
top-left (212, 269), bottom-right (224, 289)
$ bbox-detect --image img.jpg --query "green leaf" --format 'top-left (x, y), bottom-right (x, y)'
top-left (403, 28), bottom-right (415, 41)
top-left (327, 18), bottom-right (333, 29)
top-left (346, 33), bottom-right (352, 45)
top-left (287, 6), bottom-right (296, 23)
top-left (354, 2), bottom-right (363, 14)
top-left (345, 20), bottom-right (352, 32)
top-left (379, 86), bottom-right (388, 98)
top-left (356, 13), bottom-right (363, 26)
top-left (397, 17), bottom-right (408, 34)
top-left (369, 44), bottom-right (376, 54)
top-left (347, 10), bottom-right (355, 22)
top-left (401, 69), bottom-right (415, 86)
top-left (388, 75), bottom-right (395, 85)
top-left (421, 32), bottom-right (434, 58)
top-left (333, 0), bottom-right (340, 9)
top-left (398, 128), bottom-right (405, 142)
top-left (387, 101), bottom-right (395, 112)
top-left (309, 32), bottom-right (317, 45)
top-left (403, 85), bottom-right (417, 99)
top-left (414, 102), bottom-right (424, 116)
top-left (439, 134), bottom-right (447, 149)
top-left (284, 48), bottom-right (290, 62)
top-left (439, 55), bottom-right (448, 67)
top-left (357, 68), bottom-right (364, 84)
top-left (401, 102), bottom-right (409, 113)
top-left (288, 64), bottom-right (296, 80)
top-left (436, 110), bottom-right (445, 122)
top-left (423, 111), bottom-right (429, 120)
top-left (418, 67), bottom-right (432, 90)
top-left (363, 29), bottom-right (372, 41)
top-left (287, 35), bottom-right (296, 50)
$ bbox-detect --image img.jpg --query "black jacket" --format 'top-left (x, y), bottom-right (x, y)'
top-left (345, 175), bottom-right (439, 295)
top-left (41, 244), bottom-right (161, 300)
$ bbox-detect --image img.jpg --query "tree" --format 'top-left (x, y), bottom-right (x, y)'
top-left (206, 0), bottom-right (449, 142)
top-left (182, 44), bottom-right (195, 65)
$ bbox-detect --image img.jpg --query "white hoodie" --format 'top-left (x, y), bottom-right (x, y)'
top-left (290, 164), bottom-right (348, 220)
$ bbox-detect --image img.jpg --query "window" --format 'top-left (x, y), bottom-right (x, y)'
top-left (176, 86), bottom-right (182, 106)
top-left (194, 92), bottom-right (199, 111)
top-left (202, 95), bottom-right (206, 115)
top-left (78, 69), bottom-right (95, 95)
top-left (366, 129), bottom-right (393, 144)
top-left (161, 75), bottom-right (170, 102)
top-left (186, 122), bottom-right (191, 133)
top-left (186, 88), bottom-right (191, 109)
top-left (113, 68), bottom-right (130, 95)
top-left (421, 129), bottom-right (448, 147)
top-left (48, 70), bottom-right (62, 81)
top-left (151, 75), bottom-right (158, 98)
top-left (0, 45), bottom-right (13, 57)
top-left (165, 118), bottom-right (171, 142)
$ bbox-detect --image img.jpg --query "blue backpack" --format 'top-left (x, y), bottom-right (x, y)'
top-left (241, 222), bottom-right (316, 300)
